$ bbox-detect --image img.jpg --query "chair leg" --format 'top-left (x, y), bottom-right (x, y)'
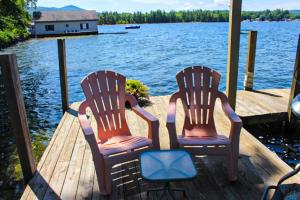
top-left (104, 164), bottom-right (112, 194)
top-left (95, 167), bottom-right (107, 195)
top-left (95, 160), bottom-right (112, 195)
top-left (228, 151), bottom-right (238, 181)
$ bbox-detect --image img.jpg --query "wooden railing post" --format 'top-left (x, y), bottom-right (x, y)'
top-left (226, 0), bottom-right (242, 110)
top-left (0, 53), bottom-right (36, 184)
top-left (57, 39), bottom-right (69, 113)
top-left (288, 34), bottom-right (300, 125)
top-left (244, 31), bottom-right (257, 91)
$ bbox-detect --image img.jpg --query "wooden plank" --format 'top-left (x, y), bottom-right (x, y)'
top-left (21, 112), bottom-right (68, 199)
top-left (24, 112), bottom-right (76, 200)
top-left (226, 0), bottom-right (242, 109)
top-left (76, 145), bottom-right (95, 200)
top-left (58, 39), bottom-right (69, 113)
top-left (42, 117), bottom-right (81, 199)
top-left (21, 89), bottom-right (300, 200)
top-left (149, 96), bottom-right (169, 149)
top-left (288, 34), bottom-right (300, 125)
top-left (239, 131), bottom-right (299, 184)
top-left (76, 112), bottom-right (97, 200)
top-left (0, 53), bottom-right (36, 184)
top-left (236, 89), bottom-right (290, 118)
top-left (60, 130), bottom-right (86, 199)
top-left (244, 31), bottom-right (258, 91)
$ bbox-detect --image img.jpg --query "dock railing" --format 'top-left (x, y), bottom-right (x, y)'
top-left (226, 0), bottom-right (242, 110)
top-left (57, 39), bottom-right (69, 113)
top-left (244, 31), bottom-right (258, 91)
top-left (0, 54), bottom-right (36, 184)
top-left (0, 39), bottom-right (70, 186)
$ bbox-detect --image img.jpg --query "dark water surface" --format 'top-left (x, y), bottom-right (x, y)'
top-left (1, 22), bottom-right (300, 198)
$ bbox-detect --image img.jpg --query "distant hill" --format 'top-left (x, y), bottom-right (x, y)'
top-left (28, 5), bottom-right (84, 14)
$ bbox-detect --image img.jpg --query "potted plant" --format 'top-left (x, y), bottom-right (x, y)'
top-left (125, 79), bottom-right (151, 107)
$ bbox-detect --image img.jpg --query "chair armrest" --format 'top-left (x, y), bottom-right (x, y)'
top-left (125, 94), bottom-right (160, 149)
top-left (217, 91), bottom-right (242, 142)
top-left (278, 163), bottom-right (300, 185)
top-left (78, 101), bottom-right (101, 154)
top-left (166, 92), bottom-right (180, 149)
top-left (78, 101), bottom-right (94, 136)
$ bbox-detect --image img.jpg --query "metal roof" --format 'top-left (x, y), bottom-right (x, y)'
top-left (33, 10), bottom-right (98, 22)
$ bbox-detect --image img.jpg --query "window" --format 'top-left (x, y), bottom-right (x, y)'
top-left (80, 23), bottom-right (89, 30)
top-left (45, 25), bottom-right (54, 31)
top-left (66, 24), bottom-right (69, 27)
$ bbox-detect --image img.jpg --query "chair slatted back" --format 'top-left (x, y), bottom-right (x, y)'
top-left (81, 71), bottom-right (130, 142)
top-left (176, 66), bottom-right (221, 137)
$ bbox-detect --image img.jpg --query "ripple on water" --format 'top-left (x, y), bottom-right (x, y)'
top-left (1, 22), bottom-right (300, 198)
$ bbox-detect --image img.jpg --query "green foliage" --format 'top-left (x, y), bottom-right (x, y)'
top-left (125, 79), bottom-right (150, 107)
top-left (0, 0), bottom-right (33, 49)
top-left (99, 9), bottom-right (299, 25)
top-left (116, 20), bottom-right (129, 24)
top-left (126, 79), bottom-right (149, 100)
top-left (31, 129), bottom-right (50, 162)
top-left (0, 128), bottom-right (48, 199)
top-left (242, 9), bottom-right (293, 21)
top-left (6, 149), bottom-right (22, 182)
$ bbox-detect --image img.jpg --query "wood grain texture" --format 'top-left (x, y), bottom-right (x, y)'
top-left (226, 0), bottom-right (242, 109)
top-left (244, 31), bottom-right (257, 91)
top-left (57, 39), bottom-right (69, 113)
top-left (0, 53), bottom-right (36, 184)
top-left (21, 89), bottom-right (299, 200)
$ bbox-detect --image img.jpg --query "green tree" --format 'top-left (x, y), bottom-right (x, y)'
top-left (98, 9), bottom-right (296, 25)
top-left (0, 0), bottom-right (36, 49)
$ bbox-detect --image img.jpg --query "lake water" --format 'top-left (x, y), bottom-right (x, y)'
top-left (3, 22), bottom-right (300, 134)
top-left (0, 22), bottom-right (300, 198)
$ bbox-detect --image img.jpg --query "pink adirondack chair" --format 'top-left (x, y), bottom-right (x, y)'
top-left (166, 66), bottom-right (242, 181)
top-left (78, 71), bottom-right (160, 195)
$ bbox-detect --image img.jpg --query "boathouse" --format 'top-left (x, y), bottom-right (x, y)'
top-left (31, 10), bottom-right (99, 37)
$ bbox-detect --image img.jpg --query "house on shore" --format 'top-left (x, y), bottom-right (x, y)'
top-left (31, 10), bottom-right (99, 37)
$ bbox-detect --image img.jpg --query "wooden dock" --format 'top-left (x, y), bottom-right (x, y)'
top-left (236, 89), bottom-right (290, 125)
top-left (21, 89), bottom-right (299, 200)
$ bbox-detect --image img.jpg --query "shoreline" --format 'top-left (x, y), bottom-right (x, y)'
top-left (99, 20), bottom-right (300, 26)
top-left (1, 20), bottom-right (299, 50)
top-left (0, 36), bottom-right (29, 51)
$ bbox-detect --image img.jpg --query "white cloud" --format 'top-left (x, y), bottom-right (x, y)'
top-left (36, 0), bottom-right (300, 12)
top-left (214, 0), bottom-right (228, 6)
top-left (129, 0), bottom-right (207, 10)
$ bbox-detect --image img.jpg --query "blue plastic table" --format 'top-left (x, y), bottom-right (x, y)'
top-left (140, 150), bottom-right (197, 199)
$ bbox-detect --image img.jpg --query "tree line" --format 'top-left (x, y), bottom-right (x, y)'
top-left (0, 0), bottom-right (37, 49)
top-left (99, 9), bottom-right (300, 25)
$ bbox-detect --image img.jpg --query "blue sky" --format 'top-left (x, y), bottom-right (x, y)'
top-left (37, 0), bottom-right (300, 12)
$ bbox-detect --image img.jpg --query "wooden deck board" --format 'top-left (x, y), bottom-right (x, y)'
top-left (235, 89), bottom-right (290, 124)
top-left (21, 89), bottom-right (300, 200)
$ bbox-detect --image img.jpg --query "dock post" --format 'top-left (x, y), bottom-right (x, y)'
top-left (0, 53), bottom-right (36, 184)
top-left (226, 0), bottom-right (242, 110)
top-left (288, 34), bottom-right (300, 126)
top-left (57, 39), bottom-right (69, 113)
top-left (244, 31), bottom-right (257, 91)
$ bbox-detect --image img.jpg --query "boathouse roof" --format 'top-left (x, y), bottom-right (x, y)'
top-left (33, 10), bottom-right (98, 22)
